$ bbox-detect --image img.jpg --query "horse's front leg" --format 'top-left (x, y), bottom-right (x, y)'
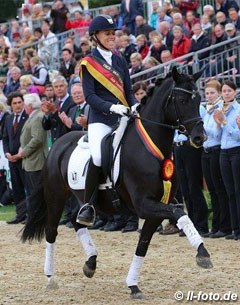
top-left (76, 227), bottom-right (98, 278)
top-left (126, 219), bottom-right (161, 300)
top-left (136, 199), bottom-right (213, 269)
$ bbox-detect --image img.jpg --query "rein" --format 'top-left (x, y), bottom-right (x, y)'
top-left (129, 85), bottom-right (202, 133)
top-left (128, 113), bottom-right (182, 130)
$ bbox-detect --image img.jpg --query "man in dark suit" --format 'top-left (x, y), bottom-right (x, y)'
top-left (42, 75), bottom-right (75, 227)
top-left (3, 92), bottom-right (28, 224)
top-left (135, 15), bottom-right (154, 40)
top-left (159, 21), bottom-right (174, 52)
top-left (157, 50), bottom-right (179, 77)
top-left (58, 82), bottom-right (89, 131)
top-left (215, 0), bottom-right (239, 18)
top-left (59, 48), bottom-right (76, 83)
top-left (120, 0), bottom-right (144, 34)
top-left (42, 75), bottom-right (75, 143)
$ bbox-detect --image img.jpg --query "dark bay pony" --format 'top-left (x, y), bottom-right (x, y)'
top-left (21, 68), bottom-right (212, 299)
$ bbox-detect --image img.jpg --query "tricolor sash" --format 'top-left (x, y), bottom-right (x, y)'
top-left (80, 55), bottom-right (129, 107)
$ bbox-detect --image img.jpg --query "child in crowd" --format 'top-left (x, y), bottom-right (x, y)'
top-left (132, 81), bottom-right (147, 103)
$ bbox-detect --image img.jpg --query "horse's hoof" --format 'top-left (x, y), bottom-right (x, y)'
top-left (196, 256), bottom-right (213, 269)
top-left (196, 243), bottom-right (213, 269)
top-left (129, 285), bottom-right (145, 300)
top-left (130, 292), bottom-right (145, 300)
top-left (83, 255), bottom-right (96, 278)
top-left (83, 263), bottom-right (95, 278)
top-left (46, 277), bottom-right (59, 289)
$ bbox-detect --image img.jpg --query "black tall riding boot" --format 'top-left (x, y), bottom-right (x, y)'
top-left (76, 160), bottom-right (101, 226)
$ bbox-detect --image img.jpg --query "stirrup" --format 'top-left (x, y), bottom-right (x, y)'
top-left (76, 203), bottom-right (96, 226)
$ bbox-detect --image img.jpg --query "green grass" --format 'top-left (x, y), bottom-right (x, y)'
top-left (0, 204), bottom-right (16, 221)
top-left (204, 190), bottom-right (213, 230)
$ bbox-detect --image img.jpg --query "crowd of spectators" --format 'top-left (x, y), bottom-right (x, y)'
top-left (1, 0), bottom-right (240, 236)
top-left (0, 0), bottom-right (240, 89)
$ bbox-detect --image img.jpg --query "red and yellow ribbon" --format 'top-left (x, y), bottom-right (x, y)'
top-left (135, 114), bottom-right (174, 204)
top-left (80, 56), bottom-right (129, 107)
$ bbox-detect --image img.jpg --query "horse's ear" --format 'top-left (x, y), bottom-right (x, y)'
top-left (192, 67), bottom-right (205, 82)
top-left (172, 66), bottom-right (181, 83)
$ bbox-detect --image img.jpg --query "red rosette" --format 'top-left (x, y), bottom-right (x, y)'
top-left (162, 159), bottom-right (174, 180)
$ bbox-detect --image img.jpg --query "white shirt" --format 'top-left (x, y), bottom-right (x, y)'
top-left (97, 47), bottom-right (112, 66)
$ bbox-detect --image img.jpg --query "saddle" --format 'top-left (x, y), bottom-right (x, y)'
top-left (67, 116), bottom-right (130, 191)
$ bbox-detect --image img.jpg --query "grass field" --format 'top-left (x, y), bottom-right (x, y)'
top-left (0, 204), bottom-right (15, 221)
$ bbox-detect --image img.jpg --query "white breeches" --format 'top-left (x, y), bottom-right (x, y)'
top-left (88, 123), bottom-right (112, 166)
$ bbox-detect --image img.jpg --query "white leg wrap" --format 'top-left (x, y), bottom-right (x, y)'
top-left (126, 255), bottom-right (144, 287)
top-left (177, 215), bottom-right (203, 250)
top-left (44, 241), bottom-right (55, 276)
top-left (76, 228), bottom-right (97, 259)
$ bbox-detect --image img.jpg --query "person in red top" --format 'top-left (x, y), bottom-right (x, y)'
top-left (174, 0), bottom-right (199, 17)
top-left (65, 11), bottom-right (89, 30)
top-left (183, 10), bottom-right (200, 36)
top-left (136, 34), bottom-right (149, 59)
top-left (172, 25), bottom-right (191, 62)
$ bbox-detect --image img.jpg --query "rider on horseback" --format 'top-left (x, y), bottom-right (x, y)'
top-left (76, 15), bottom-right (137, 226)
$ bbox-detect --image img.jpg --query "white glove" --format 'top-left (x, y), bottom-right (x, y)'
top-left (110, 104), bottom-right (129, 116)
top-left (131, 103), bottom-right (140, 114)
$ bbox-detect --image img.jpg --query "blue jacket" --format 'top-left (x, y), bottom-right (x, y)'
top-left (81, 48), bottom-right (136, 127)
top-left (3, 80), bottom-right (20, 96)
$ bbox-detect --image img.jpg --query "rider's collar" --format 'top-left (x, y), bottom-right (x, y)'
top-left (97, 46), bottom-right (112, 65)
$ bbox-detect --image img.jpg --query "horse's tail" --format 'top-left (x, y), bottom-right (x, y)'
top-left (21, 185), bottom-right (47, 243)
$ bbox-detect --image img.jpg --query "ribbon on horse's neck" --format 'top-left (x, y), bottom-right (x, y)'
top-left (135, 113), bottom-right (165, 161)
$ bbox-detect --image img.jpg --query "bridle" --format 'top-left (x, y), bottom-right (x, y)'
top-left (170, 85), bottom-right (203, 133)
top-left (130, 84), bottom-right (203, 134)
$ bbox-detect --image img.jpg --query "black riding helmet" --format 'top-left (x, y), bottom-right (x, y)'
top-left (89, 15), bottom-right (117, 36)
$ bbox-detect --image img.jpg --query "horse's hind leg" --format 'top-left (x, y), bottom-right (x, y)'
top-left (44, 241), bottom-right (59, 289)
top-left (126, 219), bottom-right (161, 299)
top-left (43, 187), bottom-right (68, 288)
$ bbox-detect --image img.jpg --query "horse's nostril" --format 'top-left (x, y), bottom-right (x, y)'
top-left (191, 135), bottom-right (205, 148)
